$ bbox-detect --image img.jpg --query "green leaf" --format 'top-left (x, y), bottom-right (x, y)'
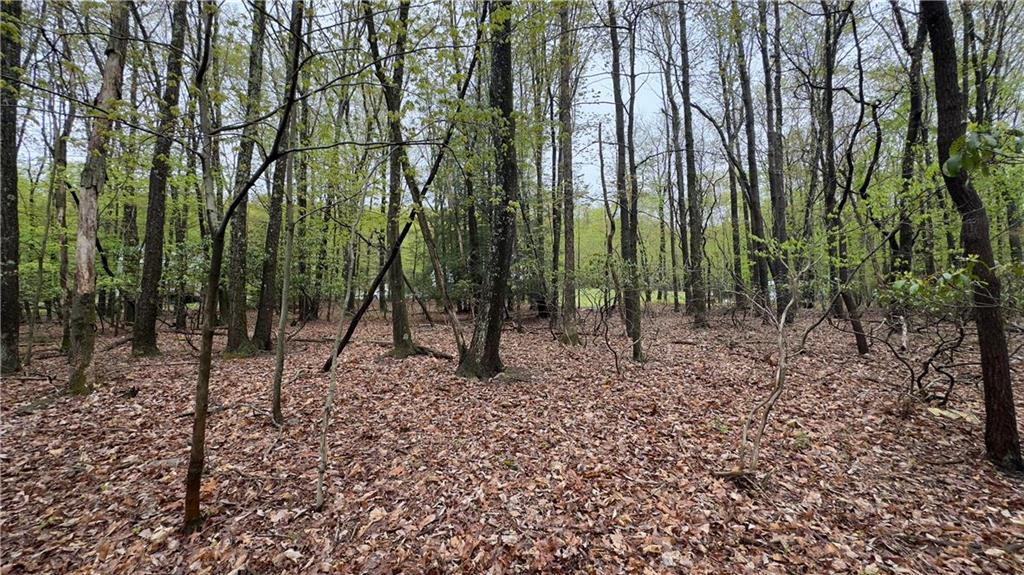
top-left (943, 153), bottom-right (962, 177)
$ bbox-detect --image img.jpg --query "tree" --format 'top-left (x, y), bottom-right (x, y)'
top-left (608, 0), bottom-right (642, 361)
top-left (756, 0), bottom-right (789, 319)
top-left (133, 0), bottom-right (188, 356)
top-left (921, 0), bottom-right (1022, 472)
top-left (225, 0), bottom-right (268, 355)
top-left (252, 147), bottom-right (290, 350)
top-left (678, 0), bottom-right (706, 326)
top-left (557, 2), bottom-right (579, 344)
top-left (886, 0), bottom-right (926, 285)
top-left (1, 0), bottom-right (22, 374)
top-left (457, 0), bottom-right (518, 379)
top-left (363, 0), bottom-right (419, 358)
top-left (184, 0), bottom-right (304, 528)
top-left (68, 2), bottom-right (130, 393)
top-left (730, 0), bottom-right (770, 308)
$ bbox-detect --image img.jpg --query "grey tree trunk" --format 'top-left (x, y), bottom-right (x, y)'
top-left (557, 4), bottom-right (579, 344)
top-left (133, 0), bottom-right (188, 355)
top-left (608, 1), bottom-right (642, 361)
top-left (225, 0), bottom-right (267, 355)
top-left (731, 0), bottom-right (770, 308)
top-left (678, 0), bottom-right (706, 326)
top-left (757, 0), bottom-right (789, 320)
top-left (68, 2), bottom-right (130, 393)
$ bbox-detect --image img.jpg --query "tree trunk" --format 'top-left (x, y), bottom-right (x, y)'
top-left (890, 0), bottom-right (926, 279)
top-left (731, 0), bottom-right (770, 309)
top-left (252, 114), bottom-right (294, 350)
top-left (608, 1), bottom-right (642, 361)
top-left (922, 0), bottom-right (1022, 472)
top-left (271, 151), bottom-right (295, 425)
top-left (225, 0), bottom-right (267, 355)
top-left (68, 2), bottom-right (130, 393)
top-left (679, 0), bottom-right (706, 326)
top-left (133, 0), bottom-right (188, 355)
top-left (757, 0), bottom-right (789, 320)
top-left (662, 49), bottom-right (690, 310)
top-left (457, 0), bottom-right (518, 379)
top-left (1, 0), bottom-right (22, 374)
top-left (717, 45), bottom-right (746, 308)
top-left (185, 0), bottom-right (304, 528)
top-left (557, 4), bottom-right (579, 344)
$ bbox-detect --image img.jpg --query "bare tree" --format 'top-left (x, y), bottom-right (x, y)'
top-left (68, 2), bottom-right (130, 393)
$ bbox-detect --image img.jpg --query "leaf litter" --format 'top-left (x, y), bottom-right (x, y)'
top-left (1, 312), bottom-right (1022, 574)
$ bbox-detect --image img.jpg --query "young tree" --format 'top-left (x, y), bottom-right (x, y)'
top-left (678, 0), bottom-right (706, 326)
top-left (756, 0), bottom-right (789, 319)
top-left (886, 0), bottom-right (926, 283)
top-left (133, 0), bottom-right (188, 356)
top-left (184, 0), bottom-right (304, 528)
top-left (557, 2), bottom-right (579, 344)
top-left (457, 0), bottom-right (518, 379)
top-left (68, 2), bottom-right (130, 393)
top-left (1, 0), bottom-right (21, 374)
top-left (730, 0), bottom-right (770, 308)
top-left (608, 0), bottom-right (642, 361)
top-left (363, 0), bottom-right (419, 358)
top-left (921, 0), bottom-right (1022, 472)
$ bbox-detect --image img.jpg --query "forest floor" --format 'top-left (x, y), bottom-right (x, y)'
top-left (1, 309), bottom-right (1022, 574)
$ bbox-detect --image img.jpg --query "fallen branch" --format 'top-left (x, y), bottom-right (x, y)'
top-left (103, 336), bottom-right (132, 351)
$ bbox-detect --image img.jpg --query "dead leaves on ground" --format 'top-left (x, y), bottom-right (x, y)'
top-left (1, 313), bottom-right (1022, 574)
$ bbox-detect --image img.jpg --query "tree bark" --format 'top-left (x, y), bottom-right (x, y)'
top-left (757, 0), bottom-right (789, 320)
top-left (890, 0), bottom-right (926, 279)
top-left (608, 1), bottom-right (642, 361)
top-left (922, 0), bottom-right (1022, 472)
top-left (557, 4), bottom-right (579, 344)
top-left (252, 25), bottom-right (299, 351)
top-left (679, 0), bottom-right (706, 326)
top-left (68, 2), bottom-right (130, 393)
top-left (185, 0), bottom-right (304, 528)
top-left (457, 0), bottom-right (518, 379)
top-left (225, 0), bottom-right (267, 355)
top-left (731, 0), bottom-right (770, 308)
top-left (1, 0), bottom-right (22, 374)
top-left (133, 0), bottom-right (188, 355)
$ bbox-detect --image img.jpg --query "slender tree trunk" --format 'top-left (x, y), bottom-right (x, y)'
top-left (679, 0), bottom-right (706, 326)
top-left (597, 124), bottom-right (622, 311)
top-left (663, 54), bottom-right (690, 308)
top-left (608, 1), bottom-right (642, 361)
top-left (557, 4), bottom-right (579, 344)
top-left (362, 0), bottom-right (416, 355)
top-left (225, 0), bottom-right (267, 354)
top-left (133, 0), bottom-right (188, 355)
top-left (1, 0), bottom-right (22, 374)
top-left (252, 77), bottom-right (297, 350)
top-left (890, 0), bottom-right (926, 279)
top-left (731, 0), bottom-right (770, 308)
top-left (922, 0), bottom-right (1022, 472)
top-left (172, 180), bottom-right (188, 330)
top-left (757, 0), bottom-right (789, 320)
top-left (57, 110), bottom-right (73, 351)
top-left (271, 152), bottom-right (295, 425)
top-left (717, 46), bottom-right (746, 308)
top-left (68, 3), bottom-right (130, 392)
top-left (185, 0), bottom-right (304, 528)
